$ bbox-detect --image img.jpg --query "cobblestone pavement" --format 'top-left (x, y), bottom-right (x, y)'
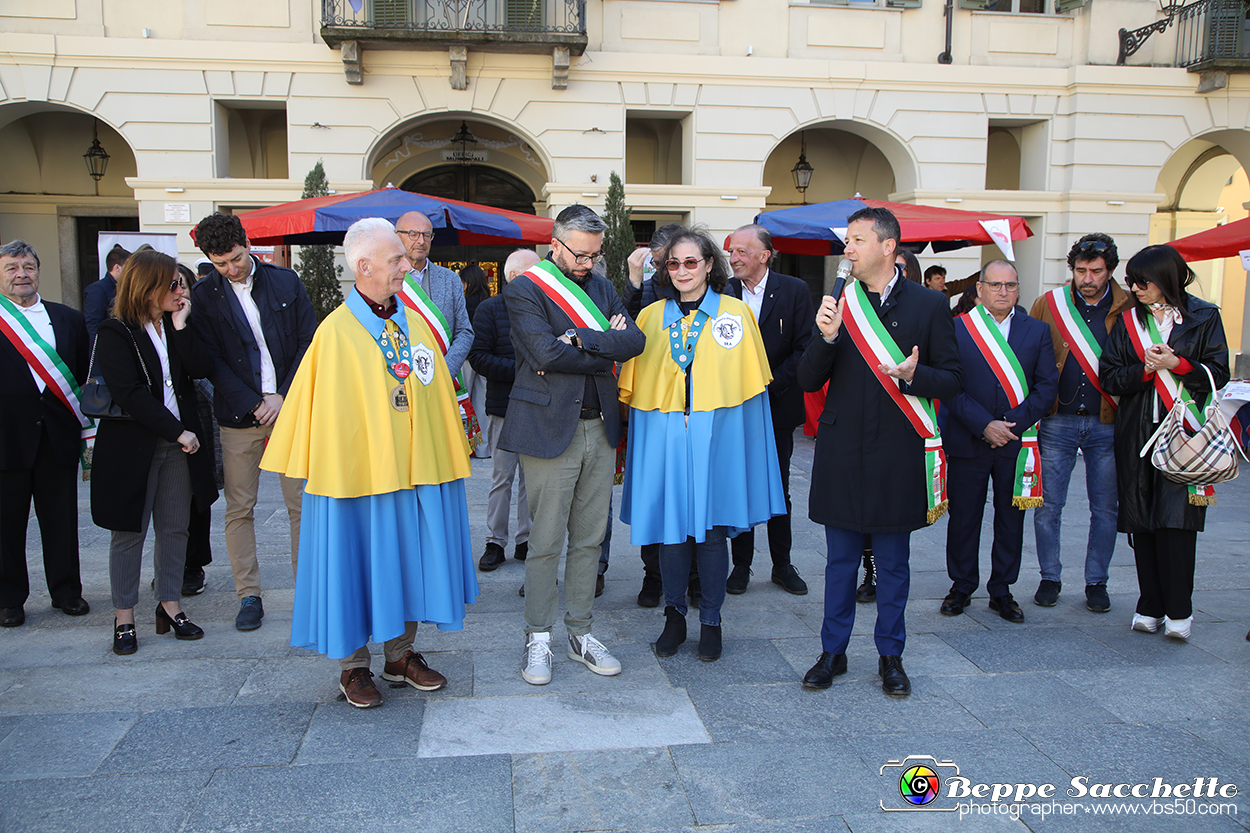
top-left (2, 435), bottom-right (1247, 832)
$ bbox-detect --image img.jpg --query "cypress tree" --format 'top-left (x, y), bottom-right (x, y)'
top-left (296, 161), bottom-right (344, 321)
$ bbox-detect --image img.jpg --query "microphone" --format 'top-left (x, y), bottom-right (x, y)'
top-left (831, 259), bottom-right (852, 302)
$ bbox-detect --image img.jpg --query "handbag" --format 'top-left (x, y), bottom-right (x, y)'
top-left (80, 327), bottom-right (151, 421)
top-left (1139, 362), bottom-right (1248, 488)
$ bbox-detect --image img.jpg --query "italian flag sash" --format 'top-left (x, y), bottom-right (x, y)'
top-left (959, 306), bottom-right (1043, 508)
top-left (521, 259), bottom-right (626, 483)
top-left (841, 281), bottom-right (947, 523)
top-left (398, 273), bottom-right (482, 450)
top-left (1124, 308), bottom-right (1214, 504)
top-left (0, 294), bottom-right (96, 473)
top-left (1044, 286), bottom-right (1117, 412)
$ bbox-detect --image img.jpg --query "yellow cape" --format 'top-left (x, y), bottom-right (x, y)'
top-left (619, 294), bottom-right (772, 413)
top-left (261, 303), bottom-right (470, 498)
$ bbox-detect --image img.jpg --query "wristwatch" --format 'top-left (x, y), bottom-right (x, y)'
top-left (564, 328), bottom-right (579, 348)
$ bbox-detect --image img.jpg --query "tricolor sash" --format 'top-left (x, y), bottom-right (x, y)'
top-left (0, 295), bottom-right (95, 473)
top-left (398, 273), bottom-right (482, 450)
top-left (521, 259), bottom-right (627, 483)
top-left (959, 306), bottom-right (1043, 508)
top-left (841, 281), bottom-right (947, 523)
top-left (1124, 308), bottom-right (1214, 504)
top-left (1044, 286), bottom-right (1118, 412)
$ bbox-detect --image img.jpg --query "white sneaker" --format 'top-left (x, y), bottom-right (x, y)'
top-left (1163, 616), bottom-right (1193, 640)
top-left (567, 633), bottom-right (622, 677)
top-left (521, 631), bottom-right (554, 685)
top-left (1131, 614), bottom-right (1163, 633)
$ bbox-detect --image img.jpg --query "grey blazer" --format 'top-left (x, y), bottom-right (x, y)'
top-left (414, 261), bottom-right (474, 377)
top-left (497, 269), bottom-right (645, 459)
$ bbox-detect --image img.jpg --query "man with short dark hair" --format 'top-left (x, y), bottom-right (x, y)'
top-left (723, 223), bottom-right (814, 596)
top-left (0, 240), bottom-right (92, 626)
top-left (923, 265), bottom-right (947, 294)
top-left (1028, 233), bottom-right (1132, 613)
top-left (190, 212), bottom-right (316, 631)
top-left (84, 243), bottom-right (131, 344)
top-left (500, 204), bottom-right (645, 686)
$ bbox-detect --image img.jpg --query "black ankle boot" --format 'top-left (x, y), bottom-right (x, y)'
top-left (856, 548), bottom-right (877, 603)
top-left (654, 606), bottom-right (686, 657)
top-left (698, 623), bottom-right (722, 662)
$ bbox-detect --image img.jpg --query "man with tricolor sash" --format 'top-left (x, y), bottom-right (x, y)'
top-left (0, 240), bottom-right (93, 627)
top-left (797, 207), bottom-right (961, 696)
top-left (499, 205), bottom-right (644, 686)
top-left (394, 211), bottom-right (481, 450)
top-left (942, 260), bottom-right (1058, 624)
top-left (1027, 233), bottom-right (1133, 614)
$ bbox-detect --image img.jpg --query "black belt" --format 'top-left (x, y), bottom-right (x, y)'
top-left (579, 408), bottom-right (601, 420)
top-left (1075, 406), bottom-right (1090, 416)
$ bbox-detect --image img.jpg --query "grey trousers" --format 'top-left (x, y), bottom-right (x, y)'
top-left (486, 415), bottom-right (530, 547)
top-left (338, 621), bottom-right (419, 671)
top-left (109, 440), bottom-right (192, 609)
top-left (520, 418), bottom-right (614, 638)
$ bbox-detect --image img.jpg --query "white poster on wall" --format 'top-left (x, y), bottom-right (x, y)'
top-left (96, 232), bottom-right (178, 281)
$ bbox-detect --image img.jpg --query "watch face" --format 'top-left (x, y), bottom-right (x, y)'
top-left (565, 329), bottom-right (577, 339)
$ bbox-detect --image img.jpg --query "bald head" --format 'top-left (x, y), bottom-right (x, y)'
top-left (395, 211), bottom-right (434, 270)
top-left (504, 249), bottom-right (540, 282)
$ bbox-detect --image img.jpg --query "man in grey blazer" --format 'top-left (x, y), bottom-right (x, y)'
top-left (499, 205), bottom-right (645, 686)
top-left (395, 211), bottom-right (473, 377)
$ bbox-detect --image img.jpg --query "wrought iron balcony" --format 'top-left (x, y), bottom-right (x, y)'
top-left (1176, 0), bottom-right (1250, 71)
top-left (321, 0), bottom-right (587, 53)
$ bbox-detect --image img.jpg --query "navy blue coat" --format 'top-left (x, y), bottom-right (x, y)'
top-left (944, 306), bottom-right (1058, 460)
top-left (83, 275), bottom-right (116, 345)
top-left (468, 293), bottom-right (517, 418)
top-left (189, 259), bottom-right (317, 428)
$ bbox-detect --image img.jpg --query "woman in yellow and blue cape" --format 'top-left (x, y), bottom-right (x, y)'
top-left (619, 228), bottom-right (786, 662)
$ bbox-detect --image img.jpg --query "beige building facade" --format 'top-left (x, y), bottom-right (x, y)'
top-left (2, 0), bottom-right (1249, 358)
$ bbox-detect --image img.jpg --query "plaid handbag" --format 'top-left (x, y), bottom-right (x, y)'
top-left (1139, 363), bottom-right (1247, 488)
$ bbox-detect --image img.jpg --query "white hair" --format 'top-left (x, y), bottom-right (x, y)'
top-left (504, 248), bottom-right (540, 281)
top-left (343, 217), bottom-right (396, 272)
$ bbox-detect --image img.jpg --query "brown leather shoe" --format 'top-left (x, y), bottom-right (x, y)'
top-left (339, 667), bottom-right (383, 708)
top-left (381, 650), bottom-right (446, 691)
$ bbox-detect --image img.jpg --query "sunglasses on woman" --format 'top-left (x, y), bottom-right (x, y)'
top-left (665, 257), bottom-right (705, 272)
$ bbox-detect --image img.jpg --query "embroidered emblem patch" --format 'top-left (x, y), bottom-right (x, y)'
top-left (709, 313), bottom-right (743, 349)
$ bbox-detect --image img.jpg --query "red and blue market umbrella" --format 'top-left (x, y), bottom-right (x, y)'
top-left (227, 186), bottom-right (554, 247)
top-left (755, 198), bottom-right (1033, 257)
top-left (1166, 216), bottom-right (1250, 262)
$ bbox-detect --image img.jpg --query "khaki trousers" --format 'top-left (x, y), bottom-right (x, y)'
top-left (339, 622), bottom-right (419, 670)
top-left (220, 423), bottom-right (303, 599)
top-left (519, 418), bottom-right (614, 638)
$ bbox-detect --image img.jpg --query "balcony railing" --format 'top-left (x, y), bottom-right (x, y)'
top-left (321, 0), bottom-right (587, 47)
top-left (1176, 0), bottom-right (1250, 70)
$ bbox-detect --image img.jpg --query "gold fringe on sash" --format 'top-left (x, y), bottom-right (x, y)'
top-left (1188, 493), bottom-right (1216, 506)
top-left (927, 500), bottom-right (949, 525)
top-left (1012, 496), bottom-right (1044, 510)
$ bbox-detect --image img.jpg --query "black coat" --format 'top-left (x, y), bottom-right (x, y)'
top-left (468, 294), bottom-right (517, 418)
top-left (1100, 296), bottom-right (1229, 534)
top-left (798, 274), bottom-right (962, 533)
top-left (90, 316), bottom-right (218, 532)
top-left (0, 302), bottom-right (89, 471)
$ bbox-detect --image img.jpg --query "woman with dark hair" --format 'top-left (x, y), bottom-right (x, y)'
top-left (952, 280), bottom-right (979, 317)
top-left (1100, 244), bottom-right (1229, 640)
top-left (91, 251), bottom-right (218, 654)
top-left (618, 228), bottom-right (786, 661)
top-left (178, 263), bottom-right (221, 596)
top-left (460, 264), bottom-right (492, 458)
top-left (895, 250), bottom-right (922, 284)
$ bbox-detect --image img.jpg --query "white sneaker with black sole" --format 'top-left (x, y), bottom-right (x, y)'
top-left (567, 633), bottom-right (621, 676)
top-left (521, 631), bottom-right (554, 685)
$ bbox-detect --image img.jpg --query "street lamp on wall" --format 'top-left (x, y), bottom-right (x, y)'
top-left (84, 120), bottom-right (110, 182)
top-left (791, 132), bottom-right (814, 204)
top-left (449, 120), bottom-right (478, 166)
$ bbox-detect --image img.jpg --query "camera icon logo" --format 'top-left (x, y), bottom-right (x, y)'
top-left (880, 755), bottom-right (960, 812)
top-left (900, 764), bottom-right (941, 805)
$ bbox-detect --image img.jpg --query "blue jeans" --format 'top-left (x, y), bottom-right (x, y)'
top-left (659, 527), bottom-right (728, 626)
top-left (1032, 414), bottom-right (1118, 586)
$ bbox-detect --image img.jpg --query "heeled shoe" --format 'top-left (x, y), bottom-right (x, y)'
top-left (154, 604), bottom-right (204, 640)
top-left (113, 620), bottom-right (137, 655)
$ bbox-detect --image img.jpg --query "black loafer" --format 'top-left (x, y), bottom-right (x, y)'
top-left (878, 655), bottom-right (911, 696)
top-left (940, 590), bottom-right (972, 616)
top-left (802, 652), bottom-right (847, 689)
top-left (989, 594), bottom-right (1024, 623)
top-left (113, 620), bottom-right (137, 655)
top-left (0, 607), bottom-right (25, 627)
top-left (52, 596), bottom-right (90, 616)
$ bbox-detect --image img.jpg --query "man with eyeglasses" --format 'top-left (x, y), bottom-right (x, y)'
top-left (1027, 233), bottom-right (1132, 613)
top-left (498, 204), bottom-right (645, 686)
top-left (190, 212), bottom-right (316, 631)
top-left (394, 212), bottom-right (474, 379)
top-left (941, 260), bottom-right (1057, 623)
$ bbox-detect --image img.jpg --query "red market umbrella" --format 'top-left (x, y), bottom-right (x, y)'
top-left (208, 187), bottom-right (554, 247)
top-left (754, 198), bottom-right (1033, 256)
top-left (1166, 217), bottom-right (1250, 262)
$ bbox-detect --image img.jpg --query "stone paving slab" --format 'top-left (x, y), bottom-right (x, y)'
top-left (0, 711), bottom-right (136, 781)
top-left (293, 699), bottom-right (426, 765)
top-left (0, 770), bottom-right (213, 833)
top-left (929, 670), bottom-right (1123, 729)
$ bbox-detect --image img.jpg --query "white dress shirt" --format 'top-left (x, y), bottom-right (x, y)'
top-left (144, 320), bottom-right (181, 421)
top-left (228, 268), bottom-right (278, 395)
top-left (17, 295), bottom-right (55, 391)
top-left (740, 270), bottom-right (769, 320)
top-left (992, 307), bottom-right (1015, 341)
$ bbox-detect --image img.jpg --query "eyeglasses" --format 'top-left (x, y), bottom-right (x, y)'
top-left (979, 280), bottom-right (1019, 293)
top-left (1128, 277), bottom-right (1152, 289)
top-left (169, 277), bottom-right (187, 292)
top-left (556, 237), bottom-right (603, 265)
top-left (666, 257), bottom-right (706, 273)
top-left (1076, 240), bottom-right (1108, 254)
top-left (396, 230), bottom-right (436, 242)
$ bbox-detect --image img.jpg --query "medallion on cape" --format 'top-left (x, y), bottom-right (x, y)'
top-left (958, 304), bottom-right (1044, 508)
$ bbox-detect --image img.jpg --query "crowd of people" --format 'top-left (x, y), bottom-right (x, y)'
top-left (0, 202), bottom-right (1238, 706)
